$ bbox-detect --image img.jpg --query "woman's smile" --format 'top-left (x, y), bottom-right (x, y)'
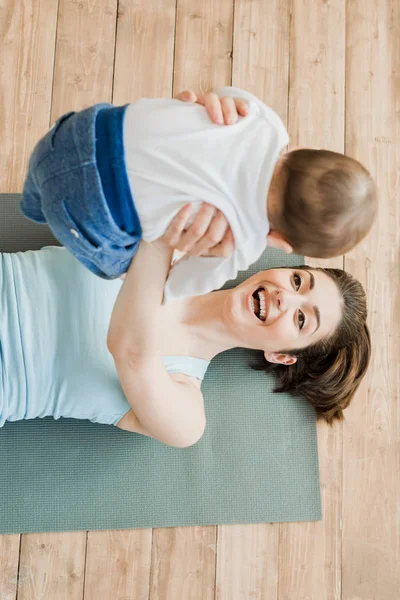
top-left (247, 285), bottom-right (270, 322)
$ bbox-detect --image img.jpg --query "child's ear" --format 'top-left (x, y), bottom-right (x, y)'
top-left (266, 231), bottom-right (293, 254)
top-left (264, 351), bottom-right (297, 366)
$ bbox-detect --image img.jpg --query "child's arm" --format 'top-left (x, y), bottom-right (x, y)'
top-left (108, 232), bottom-right (206, 448)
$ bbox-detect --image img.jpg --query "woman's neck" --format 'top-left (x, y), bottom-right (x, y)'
top-left (162, 289), bottom-right (239, 360)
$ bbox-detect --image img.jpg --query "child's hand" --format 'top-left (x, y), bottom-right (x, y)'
top-left (163, 203), bottom-right (235, 258)
top-left (175, 90), bottom-right (249, 125)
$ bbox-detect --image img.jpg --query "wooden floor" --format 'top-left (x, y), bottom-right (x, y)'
top-left (0, 0), bottom-right (399, 598)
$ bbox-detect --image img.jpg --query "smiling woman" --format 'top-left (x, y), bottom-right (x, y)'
top-left (0, 241), bottom-right (370, 446)
top-left (223, 266), bottom-right (343, 355)
top-left (108, 240), bottom-right (370, 444)
top-left (251, 266), bottom-right (370, 423)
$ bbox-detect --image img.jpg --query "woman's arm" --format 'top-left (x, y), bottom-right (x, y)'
top-left (107, 232), bottom-right (206, 448)
top-left (113, 361), bottom-right (205, 447)
top-left (107, 237), bottom-right (174, 359)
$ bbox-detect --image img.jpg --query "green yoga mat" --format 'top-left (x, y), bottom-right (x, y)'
top-left (0, 193), bottom-right (321, 534)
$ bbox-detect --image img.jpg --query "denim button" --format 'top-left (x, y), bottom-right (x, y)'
top-left (70, 228), bottom-right (80, 239)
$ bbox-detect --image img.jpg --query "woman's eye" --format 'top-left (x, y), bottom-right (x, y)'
top-left (293, 273), bottom-right (302, 291)
top-left (297, 310), bottom-right (305, 330)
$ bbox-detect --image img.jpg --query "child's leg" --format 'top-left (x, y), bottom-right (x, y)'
top-left (20, 105), bottom-right (142, 280)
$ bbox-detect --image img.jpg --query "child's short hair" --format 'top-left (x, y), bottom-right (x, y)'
top-left (276, 149), bottom-right (377, 258)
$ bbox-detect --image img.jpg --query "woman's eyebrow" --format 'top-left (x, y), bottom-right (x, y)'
top-left (302, 271), bottom-right (319, 334)
top-left (312, 306), bottom-right (320, 335)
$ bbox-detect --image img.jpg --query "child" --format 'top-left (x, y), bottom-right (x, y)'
top-left (21, 88), bottom-right (376, 302)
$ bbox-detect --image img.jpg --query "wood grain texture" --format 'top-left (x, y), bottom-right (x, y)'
top-left (216, 524), bottom-right (279, 600)
top-left (84, 529), bottom-right (152, 600)
top-left (343, 1), bottom-right (400, 598)
top-left (113, 0), bottom-right (176, 104)
top-left (0, 535), bottom-right (20, 600)
top-left (150, 526), bottom-right (217, 600)
top-left (232, 0), bottom-right (290, 121)
top-left (0, 0), bottom-right (58, 191)
top-left (173, 0), bottom-right (234, 94)
top-left (279, 1), bottom-right (345, 598)
top-left (51, 0), bottom-right (117, 118)
top-left (17, 533), bottom-right (86, 600)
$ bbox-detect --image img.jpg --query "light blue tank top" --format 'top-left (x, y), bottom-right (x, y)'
top-left (0, 247), bottom-right (209, 427)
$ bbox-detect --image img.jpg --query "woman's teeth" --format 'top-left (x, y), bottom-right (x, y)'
top-left (251, 288), bottom-right (267, 321)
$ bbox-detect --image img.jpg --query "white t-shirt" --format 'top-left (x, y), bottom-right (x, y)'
top-left (123, 87), bottom-right (289, 302)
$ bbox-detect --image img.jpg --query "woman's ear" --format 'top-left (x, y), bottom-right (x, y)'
top-left (266, 231), bottom-right (293, 254)
top-left (264, 351), bottom-right (297, 366)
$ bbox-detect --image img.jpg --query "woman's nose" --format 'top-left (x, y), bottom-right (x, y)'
top-left (276, 289), bottom-right (299, 312)
top-left (276, 290), bottom-right (285, 311)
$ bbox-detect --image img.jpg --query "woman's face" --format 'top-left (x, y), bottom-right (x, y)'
top-left (224, 268), bottom-right (343, 353)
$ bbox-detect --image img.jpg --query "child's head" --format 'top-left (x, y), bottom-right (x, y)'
top-left (270, 149), bottom-right (377, 258)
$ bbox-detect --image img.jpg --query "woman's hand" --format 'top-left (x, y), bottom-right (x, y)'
top-left (175, 90), bottom-right (249, 125)
top-left (162, 203), bottom-right (235, 258)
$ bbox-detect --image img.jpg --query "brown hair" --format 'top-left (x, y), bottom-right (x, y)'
top-left (275, 149), bottom-right (376, 258)
top-left (253, 266), bottom-right (371, 423)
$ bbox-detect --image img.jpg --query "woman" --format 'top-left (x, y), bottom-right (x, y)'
top-left (108, 236), bottom-right (370, 446)
top-left (0, 231), bottom-right (370, 447)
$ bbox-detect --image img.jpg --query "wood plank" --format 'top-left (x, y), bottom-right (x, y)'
top-left (215, 2), bottom-right (290, 598)
top-left (16, 1), bottom-right (119, 596)
top-left (51, 0), bottom-right (117, 118)
top-left (0, 535), bottom-right (20, 600)
top-left (216, 524), bottom-right (279, 600)
top-left (343, 1), bottom-right (400, 598)
top-left (278, 1), bottom-right (345, 598)
top-left (173, 0), bottom-right (233, 93)
top-left (232, 0), bottom-right (290, 121)
top-left (84, 2), bottom-right (176, 597)
top-left (84, 529), bottom-right (152, 600)
top-left (17, 533), bottom-right (86, 600)
top-left (113, 0), bottom-right (176, 103)
top-left (150, 526), bottom-right (217, 600)
top-left (0, 0), bottom-right (58, 191)
top-left (0, 0), bottom-right (58, 596)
